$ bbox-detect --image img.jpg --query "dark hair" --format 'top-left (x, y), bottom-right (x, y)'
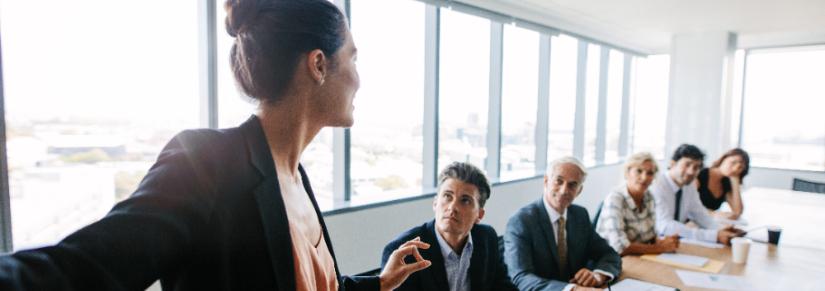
top-left (711, 148), bottom-right (750, 181)
top-left (437, 162), bottom-right (491, 208)
top-left (671, 144), bottom-right (705, 163)
top-left (224, 0), bottom-right (347, 102)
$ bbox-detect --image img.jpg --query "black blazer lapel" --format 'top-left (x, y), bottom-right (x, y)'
top-left (242, 116), bottom-right (296, 291)
top-left (298, 165), bottom-right (343, 280)
top-left (534, 200), bottom-right (560, 268)
top-left (423, 221), bottom-right (451, 291)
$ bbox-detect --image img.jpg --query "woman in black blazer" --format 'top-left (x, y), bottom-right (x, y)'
top-left (0, 0), bottom-right (431, 290)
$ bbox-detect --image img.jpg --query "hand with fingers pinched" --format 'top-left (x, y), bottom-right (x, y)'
top-left (379, 237), bottom-right (432, 291)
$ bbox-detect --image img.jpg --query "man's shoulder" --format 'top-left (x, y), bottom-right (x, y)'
top-left (512, 199), bottom-right (543, 218)
top-left (471, 223), bottom-right (499, 239)
top-left (568, 204), bottom-right (591, 220)
top-left (507, 200), bottom-right (545, 234)
top-left (649, 175), bottom-right (671, 197)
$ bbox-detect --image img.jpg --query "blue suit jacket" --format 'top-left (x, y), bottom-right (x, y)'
top-left (381, 220), bottom-right (517, 291)
top-left (0, 116), bottom-right (377, 291)
top-left (504, 200), bottom-right (621, 291)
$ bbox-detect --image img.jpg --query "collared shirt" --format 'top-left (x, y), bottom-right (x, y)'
top-left (542, 199), bottom-right (614, 291)
top-left (649, 172), bottom-right (719, 242)
top-left (434, 228), bottom-right (473, 291)
top-left (595, 184), bottom-right (658, 253)
top-left (542, 198), bottom-right (568, 243)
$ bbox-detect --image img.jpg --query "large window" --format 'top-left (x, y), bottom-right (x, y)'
top-left (500, 25), bottom-right (539, 181)
top-left (349, 0), bottom-right (426, 202)
top-left (740, 46), bottom-right (825, 171)
top-left (2, 1), bottom-right (199, 250)
top-left (214, 3), bottom-right (335, 208)
top-left (0, 2), bottom-right (653, 250)
top-left (630, 55), bottom-right (670, 159)
top-left (547, 35), bottom-right (578, 163)
top-left (438, 9), bottom-right (490, 173)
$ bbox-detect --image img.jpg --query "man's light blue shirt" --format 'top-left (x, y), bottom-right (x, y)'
top-left (434, 227), bottom-right (473, 291)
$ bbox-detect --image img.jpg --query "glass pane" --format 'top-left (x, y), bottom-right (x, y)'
top-left (500, 25), bottom-right (539, 181)
top-left (605, 49), bottom-right (625, 164)
top-left (741, 46), bottom-right (825, 171)
top-left (2, 0), bottom-right (199, 250)
top-left (630, 55), bottom-right (670, 159)
top-left (349, 0), bottom-right (425, 202)
top-left (438, 9), bottom-right (489, 174)
top-left (547, 35), bottom-right (577, 163)
top-left (214, 3), bottom-right (334, 208)
top-left (583, 43), bottom-right (601, 166)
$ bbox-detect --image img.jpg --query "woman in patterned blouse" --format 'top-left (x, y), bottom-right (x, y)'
top-left (595, 152), bottom-right (680, 255)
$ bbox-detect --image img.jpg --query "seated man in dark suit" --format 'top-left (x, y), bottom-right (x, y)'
top-left (381, 162), bottom-right (517, 291)
top-left (505, 157), bottom-right (621, 291)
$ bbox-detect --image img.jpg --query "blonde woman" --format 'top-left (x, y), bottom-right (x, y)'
top-left (596, 152), bottom-right (679, 255)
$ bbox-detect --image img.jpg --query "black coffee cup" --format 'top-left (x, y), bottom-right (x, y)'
top-left (767, 226), bottom-right (782, 245)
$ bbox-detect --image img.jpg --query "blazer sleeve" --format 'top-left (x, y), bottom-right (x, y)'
top-left (504, 211), bottom-right (570, 291)
top-left (488, 228), bottom-right (518, 291)
top-left (341, 276), bottom-right (380, 291)
top-left (0, 132), bottom-right (216, 291)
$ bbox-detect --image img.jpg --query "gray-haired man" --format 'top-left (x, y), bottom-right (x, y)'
top-left (505, 157), bottom-right (621, 291)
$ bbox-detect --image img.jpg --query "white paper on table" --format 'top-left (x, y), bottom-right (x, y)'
top-left (680, 238), bottom-right (725, 249)
top-left (676, 270), bottom-right (755, 290)
top-left (715, 217), bottom-right (749, 227)
top-left (657, 253), bottom-right (710, 267)
top-left (611, 278), bottom-right (677, 291)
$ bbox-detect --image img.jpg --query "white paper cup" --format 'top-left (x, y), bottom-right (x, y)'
top-left (731, 237), bottom-right (752, 264)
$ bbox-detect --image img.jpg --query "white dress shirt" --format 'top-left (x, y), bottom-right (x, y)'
top-left (542, 199), bottom-right (613, 291)
top-left (649, 172), bottom-right (719, 243)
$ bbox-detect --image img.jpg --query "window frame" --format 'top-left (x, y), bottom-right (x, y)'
top-left (0, 0), bottom-right (648, 252)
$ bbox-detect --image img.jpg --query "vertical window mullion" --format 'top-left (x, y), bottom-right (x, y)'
top-left (595, 47), bottom-right (609, 164)
top-left (534, 34), bottom-right (551, 175)
top-left (0, 32), bottom-right (12, 253)
top-left (573, 40), bottom-right (588, 160)
top-left (333, 0), bottom-right (351, 204)
top-left (486, 22), bottom-right (503, 179)
top-left (422, 5), bottom-right (439, 190)
top-left (736, 49), bottom-right (750, 148)
top-left (618, 54), bottom-right (632, 158)
top-left (198, 0), bottom-right (218, 129)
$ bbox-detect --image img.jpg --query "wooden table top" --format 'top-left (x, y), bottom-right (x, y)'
top-left (618, 187), bottom-right (825, 290)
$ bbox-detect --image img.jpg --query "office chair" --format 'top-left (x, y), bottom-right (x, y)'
top-left (792, 178), bottom-right (825, 194)
top-left (592, 201), bottom-right (604, 229)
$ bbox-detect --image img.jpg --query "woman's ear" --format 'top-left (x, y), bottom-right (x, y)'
top-left (307, 49), bottom-right (327, 85)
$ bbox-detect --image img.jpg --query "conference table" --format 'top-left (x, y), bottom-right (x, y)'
top-left (618, 187), bottom-right (825, 290)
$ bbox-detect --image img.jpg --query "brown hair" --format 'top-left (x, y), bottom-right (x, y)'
top-left (711, 148), bottom-right (750, 181)
top-left (437, 162), bottom-right (491, 208)
top-left (225, 0), bottom-right (347, 102)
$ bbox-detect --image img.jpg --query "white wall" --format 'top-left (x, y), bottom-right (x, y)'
top-left (745, 167), bottom-right (825, 190)
top-left (324, 163), bottom-right (624, 274)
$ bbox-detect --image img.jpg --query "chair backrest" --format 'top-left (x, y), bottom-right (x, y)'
top-left (592, 200), bottom-right (605, 229)
top-left (792, 178), bottom-right (825, 194)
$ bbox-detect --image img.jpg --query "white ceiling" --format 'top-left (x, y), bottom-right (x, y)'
top-left (461, 0), bottom-right (825, 54)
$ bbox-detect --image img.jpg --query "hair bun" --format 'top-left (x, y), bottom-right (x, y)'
top-left (224, 0), bottom-right (261, 37)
